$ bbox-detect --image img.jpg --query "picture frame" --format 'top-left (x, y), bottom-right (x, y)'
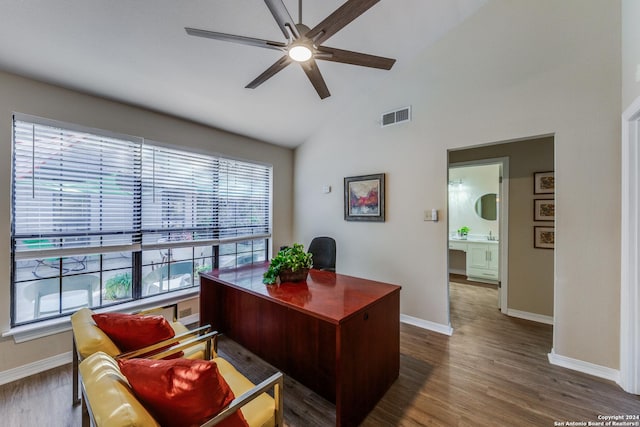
top-left (534, 171), bottom-right (555, 194)
top-left (534, 226), bottom-right (555, 249)
top-left (344, 173), bottom-right (385, 222)
top-left (534, 199), bottom-right (555, 221)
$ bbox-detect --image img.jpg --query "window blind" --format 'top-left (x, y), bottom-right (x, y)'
top-left (11, 114), bottom-right (272, 326)
top-left (141, 144), bottom-right (271, 248)
top-left (217, 157), bottom-right (271, 241)
top-left (12, 114), bottom-right (142, 258)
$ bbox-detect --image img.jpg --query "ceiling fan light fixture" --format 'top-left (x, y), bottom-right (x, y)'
top-left (288, 44), bottom-right (313, 62)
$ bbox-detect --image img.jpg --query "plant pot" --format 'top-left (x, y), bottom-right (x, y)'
top-left (278, 268), bottom-right (309, 283)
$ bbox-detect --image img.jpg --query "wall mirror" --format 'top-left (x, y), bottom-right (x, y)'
top-left (475, 193), bottom-right (497, 221)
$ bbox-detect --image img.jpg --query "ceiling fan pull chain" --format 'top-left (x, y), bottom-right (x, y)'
top-left (298, 0), bottom-right (302, 25)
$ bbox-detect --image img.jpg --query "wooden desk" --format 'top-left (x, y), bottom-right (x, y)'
top-left (200, 263), bottom-right (401, 427)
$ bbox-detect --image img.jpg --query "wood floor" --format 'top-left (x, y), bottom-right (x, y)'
top-left (1, 282), bottom-right (638, 426)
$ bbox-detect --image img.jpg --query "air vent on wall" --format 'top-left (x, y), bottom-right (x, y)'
top-left (381, 106), bottom-right (411, 127)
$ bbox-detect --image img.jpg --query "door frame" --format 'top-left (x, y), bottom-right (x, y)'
top-left (448, 157), bottom-right (509, 313)
top-left (620, 94), bottom-right (640, 394)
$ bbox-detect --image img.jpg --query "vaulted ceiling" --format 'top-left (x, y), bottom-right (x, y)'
top-left (0, 0), bottom-right (487, 147)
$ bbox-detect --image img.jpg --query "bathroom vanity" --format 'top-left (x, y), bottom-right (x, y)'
top-left (449, 238), bottom-right (499, 284)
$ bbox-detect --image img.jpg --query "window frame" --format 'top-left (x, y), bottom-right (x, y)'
top-left (10, 113), bottom-right (272, 327)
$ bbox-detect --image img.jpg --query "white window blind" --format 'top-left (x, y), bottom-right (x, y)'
top-left (141, 144), bottom-right (271, 248)
top-left (11, 114), bottom-right (272, 326)
top-left (12, 114), bottom-right (142, 258)
top-left (217, 158), bottom-right (271, 240)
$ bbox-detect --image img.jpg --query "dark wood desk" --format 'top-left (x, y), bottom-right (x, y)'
top-left (200, 263), bottom-right (401, 427)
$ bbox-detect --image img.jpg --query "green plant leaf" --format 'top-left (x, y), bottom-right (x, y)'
top-left (263, 243), bottom-right (313, 284)
top-left (105, 272), bottom-right (132, 299)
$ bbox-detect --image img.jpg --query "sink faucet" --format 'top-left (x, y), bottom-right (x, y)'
top-left (488, 230), bottom-right (493, 240)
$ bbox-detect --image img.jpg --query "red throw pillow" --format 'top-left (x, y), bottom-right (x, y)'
top-left (118, 358), bottom-right (249, 427)
top-left (92, 312), bottom-right (175, 352)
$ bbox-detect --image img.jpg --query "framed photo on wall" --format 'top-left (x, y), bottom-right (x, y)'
top-left (534, 171), bottom-right (555, 194)
top-left (534, 226), bottom-right (555, 249)
top-left (344, 173), bottom-right (385, 222)
top-left (534, 199), bottom-right (555, 221)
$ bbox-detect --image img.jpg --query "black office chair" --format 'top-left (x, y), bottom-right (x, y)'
top-left (308, 237), bottom-right (336, 272)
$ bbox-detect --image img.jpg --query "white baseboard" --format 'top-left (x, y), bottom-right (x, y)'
top-left (507, 309), bottom-right (554, 325)
top-left (0, 351), bottom-right (72, 387)
top-left (548, 349), bottom-right (620, 384)
top-left (400, 314), bottom-right (453, 336)
top-left (448, 268), bottom-right (466, 276)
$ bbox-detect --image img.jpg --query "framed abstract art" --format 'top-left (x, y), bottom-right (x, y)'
top-left (344, 173), bottom-right (385, 222)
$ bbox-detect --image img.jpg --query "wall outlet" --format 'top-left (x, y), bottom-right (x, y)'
top-left (179, 307), bottom-right (192, 318)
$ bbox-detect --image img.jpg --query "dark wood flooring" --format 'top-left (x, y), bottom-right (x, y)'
top-left (1, 282), bottom-right (638, 426)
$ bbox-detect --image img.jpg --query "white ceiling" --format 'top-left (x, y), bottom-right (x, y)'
top-left (0, 0), bottom-right (487, 148)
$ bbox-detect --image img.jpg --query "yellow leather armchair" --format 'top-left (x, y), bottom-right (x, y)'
top-left (70, 307), bottom-right (211, 405)
top-left (79, 350), bottom-right (284, 427)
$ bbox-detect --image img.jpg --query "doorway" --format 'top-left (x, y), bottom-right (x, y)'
top-left (447, 136), bottom-right (555, 327)
top-left (448, 158), bottom-right (508, 312)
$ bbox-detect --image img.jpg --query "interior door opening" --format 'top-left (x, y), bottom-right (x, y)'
top-left (447, 135), bottom-right (555, 330)
top-left (448, 158), bottom-right (508, 312)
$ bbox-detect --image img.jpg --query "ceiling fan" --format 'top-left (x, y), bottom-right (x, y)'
top-left (185, 0), bottom-right (396, 99)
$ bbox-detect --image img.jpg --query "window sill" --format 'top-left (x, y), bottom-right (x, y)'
top-left (3, 287), bottom-right (200, 344)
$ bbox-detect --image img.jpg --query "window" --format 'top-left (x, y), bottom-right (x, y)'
top-left (11, 114), bottom-right (271, 326)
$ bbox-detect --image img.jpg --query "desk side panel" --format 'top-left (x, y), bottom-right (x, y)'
top-left (286, 308), bottom-right (336, 403)
top-left (201, 277), bottom-right (287, 367)
top-left (337, 289), bottom-right (400, 427)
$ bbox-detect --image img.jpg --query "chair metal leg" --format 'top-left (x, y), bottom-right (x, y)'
top-left (72, 338), bottom-right (81, 406)
top-left (274, 376), bottom-right (284, 427)
top-left (81, 390), bottom-right (90, 427)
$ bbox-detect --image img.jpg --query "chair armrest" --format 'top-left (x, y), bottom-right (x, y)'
top-left (199, 372), bottom-right (284, 427)
top-left (145, 331), bottom-right (217, 360)
top-left (135, 303), bottom-right (178, 322)
top-left (117, 326), bottom-right (216, 360)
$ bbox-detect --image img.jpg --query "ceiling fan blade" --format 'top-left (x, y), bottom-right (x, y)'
top-left (245, 55), bottom-right (292, 89)
top-left (185, 28), bottom-right (286, 52)
top-left (300, 59), bottom-right (331, 99)
top-left (264, 0), bottom-right (300, 40)
top-left (316, 46), bottom-right (395, 70)
top-left (306, 0), bottom-right (380, 46)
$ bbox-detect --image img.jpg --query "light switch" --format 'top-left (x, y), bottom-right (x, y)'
top-left (424, 209), bottom-right (438, 222)
top-left (322, 185), bottom-right (331, 194)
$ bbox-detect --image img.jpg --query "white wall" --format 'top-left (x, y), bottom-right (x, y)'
top-left (448, 164), bottom-right (500, 239)
top-left (622, 0), bottom-right (640, 108)
top-left (294, 0), bottom-right (621, 370)
top-left (0, 71), bottom-right (294, 372)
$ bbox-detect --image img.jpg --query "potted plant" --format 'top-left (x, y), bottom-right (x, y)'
top-left (104, 272), bottom-right (132, 299)
top-left (195, 263), bottom-right (212, 274)
top-left (263, 243), bottom-right (313, 285)
top-left (457, 226), bottom-right (470, 239)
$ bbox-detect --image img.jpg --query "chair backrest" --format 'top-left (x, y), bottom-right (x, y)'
top-left (80, 351), bottom-right (160, 427)
top-left (308, 237), bottom-right (336, 272)
top-left (71, 308), bottom-right (122, 359)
